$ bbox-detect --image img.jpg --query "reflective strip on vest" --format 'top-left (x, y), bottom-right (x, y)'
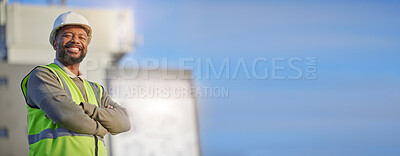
top-left (28, 127), bottom-right (104, 145)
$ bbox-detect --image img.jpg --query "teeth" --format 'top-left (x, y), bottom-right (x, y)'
top-left (68, 47), bottom-right (80, 52)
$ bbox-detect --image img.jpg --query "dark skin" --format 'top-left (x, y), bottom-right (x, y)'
top-left (52, 25), bottom-right (88, 76)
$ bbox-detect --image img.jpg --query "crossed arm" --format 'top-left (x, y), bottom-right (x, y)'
top-left (26, 67), bottom-right (131, 137)
top-left (80, 86), bottom-right (131, 135)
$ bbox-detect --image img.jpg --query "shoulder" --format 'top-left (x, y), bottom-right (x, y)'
top-left (28, 66), bottom-right (59, 82)
top-left (87, 80), bottom-right (104, 91)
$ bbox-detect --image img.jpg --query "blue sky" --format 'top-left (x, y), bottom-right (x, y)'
top-left (128, 1), bottom-right (400, 155)
top-left (14, 0), bottom-right (400, 155)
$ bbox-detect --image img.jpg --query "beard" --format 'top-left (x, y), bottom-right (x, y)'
top-left (56, 43), bottom-right (86, 65)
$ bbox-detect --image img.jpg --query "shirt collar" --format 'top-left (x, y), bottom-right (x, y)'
top-left (53, 59), bottom-right (85, 79)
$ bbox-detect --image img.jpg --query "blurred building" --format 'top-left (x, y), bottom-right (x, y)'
top-left (0, 2), bottom-right (200, 156)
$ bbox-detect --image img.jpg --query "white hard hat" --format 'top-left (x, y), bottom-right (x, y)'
top-left (49, 11), bottom-right (92, 45)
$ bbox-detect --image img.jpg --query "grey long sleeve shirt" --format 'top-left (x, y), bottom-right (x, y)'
top-left (26, 62), bottom-right (131, 136)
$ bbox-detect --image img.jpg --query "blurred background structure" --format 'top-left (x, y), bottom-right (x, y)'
top-left (1, 0), bottom-right (400, 156)
top-left (0, 0), bottom-right (200, 155)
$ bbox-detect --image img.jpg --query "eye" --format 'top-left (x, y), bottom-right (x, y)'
top-left (79, 36), bottom-right (87, 40)
top-left (63, 34), bottom-right (72, 38)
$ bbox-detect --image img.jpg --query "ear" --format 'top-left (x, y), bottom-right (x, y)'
top-left (52, 39), bottom-right (57, 50)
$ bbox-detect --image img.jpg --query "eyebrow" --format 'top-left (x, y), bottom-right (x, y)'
top-left (62, 32), bottom-right (88, 36)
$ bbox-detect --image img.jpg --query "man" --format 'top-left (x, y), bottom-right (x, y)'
top-left (21, 11), bottom-right (131, 156)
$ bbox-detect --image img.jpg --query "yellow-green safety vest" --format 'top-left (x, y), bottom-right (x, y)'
top-left (21, 63), bottom-right (107, 156)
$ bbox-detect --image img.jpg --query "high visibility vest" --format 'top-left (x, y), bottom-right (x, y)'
top-left (21, 63), bottom-right (107, 156)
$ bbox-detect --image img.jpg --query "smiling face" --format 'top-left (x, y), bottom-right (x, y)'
top-left (53, 25), bottom-right (89, 66)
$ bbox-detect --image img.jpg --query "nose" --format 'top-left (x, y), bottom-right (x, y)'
top-left (71, 35), bottom-right (79, 42)
top-left (69, 35), bottom-right (81, 44)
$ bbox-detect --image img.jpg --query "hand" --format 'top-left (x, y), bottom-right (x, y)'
top-left (105, 105), bottom-right (114, 109)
